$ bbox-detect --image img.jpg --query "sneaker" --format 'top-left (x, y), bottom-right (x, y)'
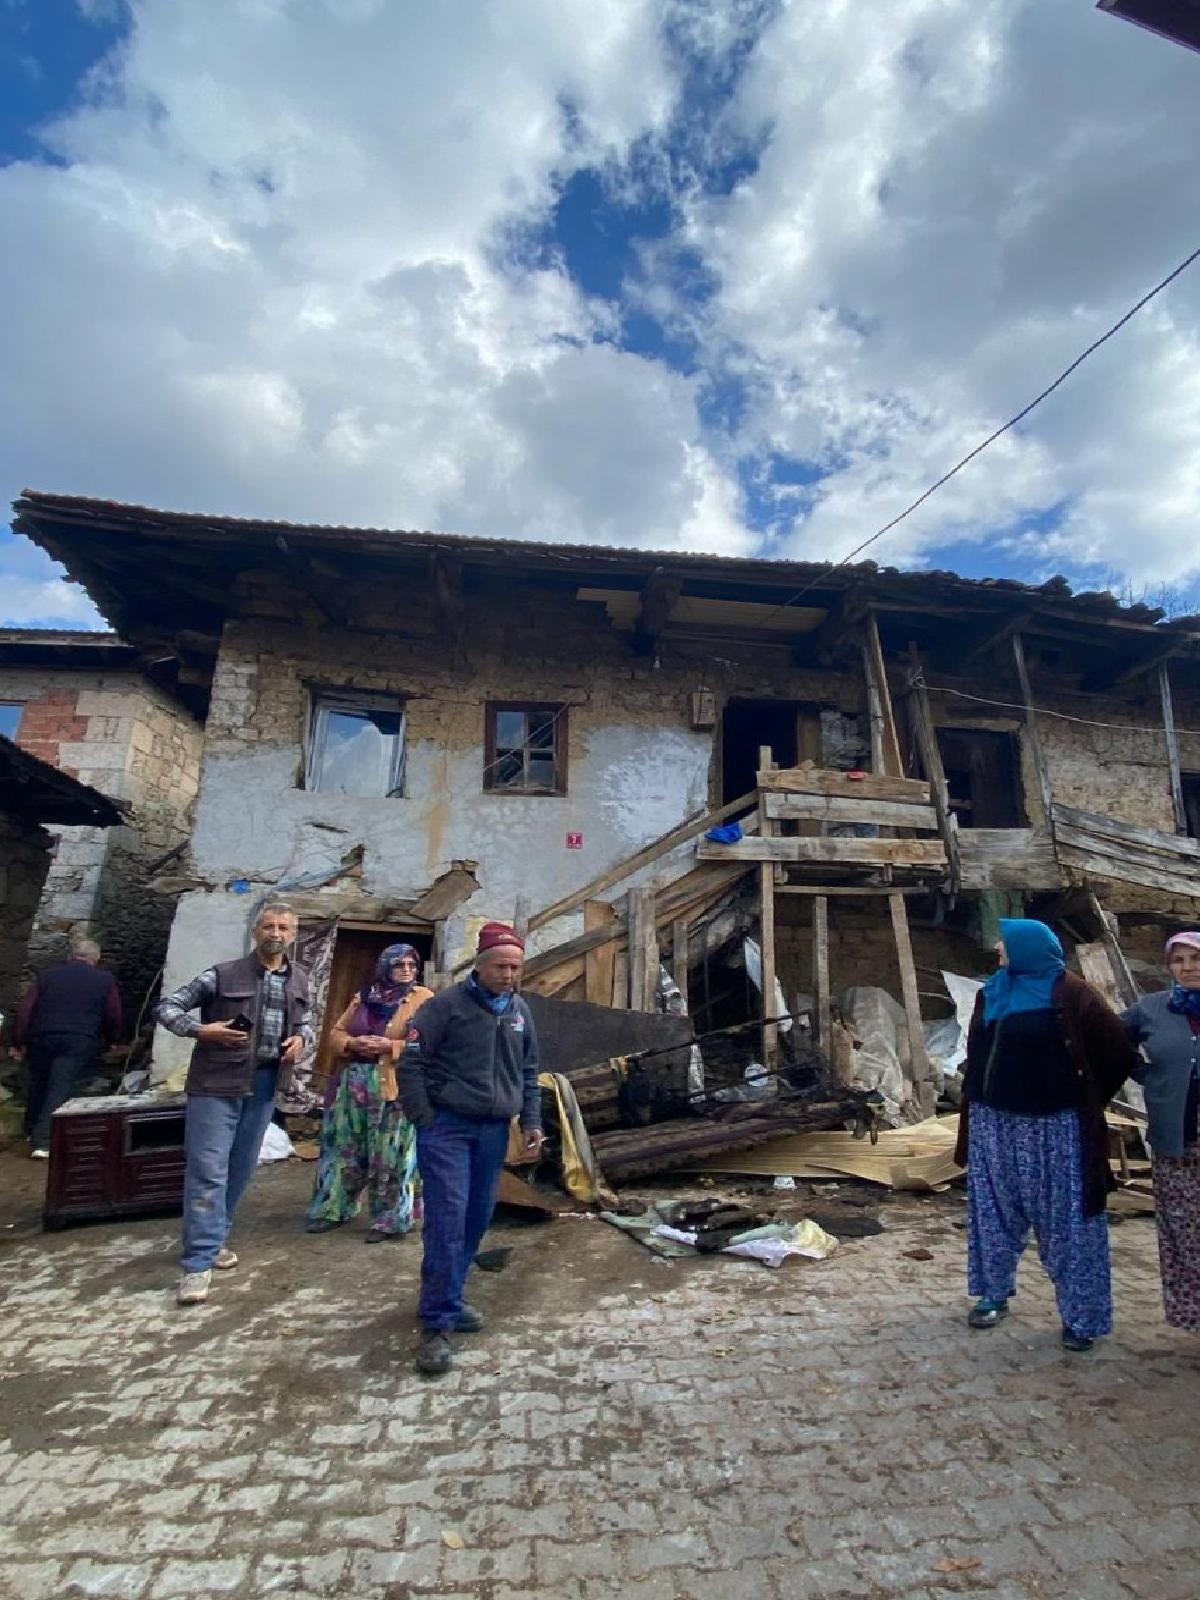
top-left (416, 1331), bottom-right (453, 1376)
top-left (29, 1148), bottom-right (49, 1161)
top-left (364, 1229), bottom-right (404, 1244)
top-left (1061, 1327), bottom-right (1094, 1353)
top-left (455, 1304), bottom-right (484, 1333)
top-left (176, 1270), bottom-right (212, 1306)
top-left (214, 1248), bottom-right (238, 1271)
top-left (967, 1297), bottom-right (1010, 1329)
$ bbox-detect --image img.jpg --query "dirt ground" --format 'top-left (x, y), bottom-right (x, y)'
top-left (1, 1146), bottom-right (1198, 1600)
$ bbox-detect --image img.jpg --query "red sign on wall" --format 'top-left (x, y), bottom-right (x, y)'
top-left (566, 832), bottom-right (583, 850)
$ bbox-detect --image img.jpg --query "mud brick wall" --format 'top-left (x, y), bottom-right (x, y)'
top-left (0, 667), bottom-right (203, 1022)
top-left (0, 813), bottom-right (53, 1033)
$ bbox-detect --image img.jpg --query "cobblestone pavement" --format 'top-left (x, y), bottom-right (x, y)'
top-left (1, 1155), bottom-right (1198, 1600)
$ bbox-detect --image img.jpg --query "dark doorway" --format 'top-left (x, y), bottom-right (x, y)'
top-left (1181, 772), bottom-right (1200, 839)
top-left (722, 700), bottom-right (812, 802)
top-left (314, 925), bottom-right (434, 1084)
top-left (935, 728), bottom-right (1026, 828)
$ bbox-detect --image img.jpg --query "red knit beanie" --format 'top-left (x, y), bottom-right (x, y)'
top-left (477, 921), bottom-right (525, 954)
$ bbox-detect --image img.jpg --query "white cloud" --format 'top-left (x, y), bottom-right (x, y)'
top-left (1, 0), bottom-right (1198, 600)
top-left (684, 0), bottom-right (1200, 582)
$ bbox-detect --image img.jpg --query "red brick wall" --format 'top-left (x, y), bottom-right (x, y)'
top-left (15, 690), bottom-right (89, 777)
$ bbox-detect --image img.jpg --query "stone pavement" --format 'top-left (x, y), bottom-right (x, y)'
top-left (0, 1156), bottom-right (1198, 1600)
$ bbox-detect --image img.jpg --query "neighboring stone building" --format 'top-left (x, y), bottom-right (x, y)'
top-left (0, 734), bottom-right (123, 1036)
top-left (0, 629), bottom-right (204, 1024)
top-left (13, 491), bottom-right (1200, 1085)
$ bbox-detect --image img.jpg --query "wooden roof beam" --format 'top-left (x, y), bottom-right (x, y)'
top-left (1081, 634), bottom-right (1189, 692)
top-left (633, 567), bottom-right (685, 656)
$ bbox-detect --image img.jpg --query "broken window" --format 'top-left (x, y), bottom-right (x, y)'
top-left (0, 702), bottom-right (22, 739)
top-left (484, 703), bottom-right (568, 795)
top-left (305, 692), bottom-right (406, 797)
top-left (934, 727), bottom-right (1026, 828)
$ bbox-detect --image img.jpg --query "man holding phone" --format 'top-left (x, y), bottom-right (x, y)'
top-left (156, 902), bottom-right (313, 1305)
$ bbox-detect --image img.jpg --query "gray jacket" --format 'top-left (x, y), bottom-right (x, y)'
top-left (400, 980), bottom-right (541, 1129)
top-left (1122, 990), bottom-right (1199, 1157)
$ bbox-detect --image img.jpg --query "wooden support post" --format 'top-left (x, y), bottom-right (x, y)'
top-left (627, 887), bottom-right (659, 1012)
top-left (672, 916), bottom-right (690, 1002)
top-left (813, 895), bottom-right (830, 1050)
top-left (905, 641), bottom-right (960, 895)
top-left (512, 895), bottom-right (531, 944)
top-left (758, 743), bottom-right (779, 1066)
top-left (1087, 892), bottom-right (1139, 1008)
top-left (1012, 633), bottom-right (1054, 828)
top-left (584, 899), bottom-right (617, 1005)
top-left (889, 891), bottom-right (929, 1077)
top-left (864, 611), bottom-right (904, 778)
top-left (1159, 662), bottom-right (1187, 837)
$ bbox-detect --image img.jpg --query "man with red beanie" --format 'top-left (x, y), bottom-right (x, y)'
top-left (401, 921), bottom-right (542, 1376)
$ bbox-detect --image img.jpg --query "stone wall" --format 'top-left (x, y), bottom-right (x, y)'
top-left (0, 813), bottom-right (52, 1033)
top-left (0, 667), bottom-right (204, 1022)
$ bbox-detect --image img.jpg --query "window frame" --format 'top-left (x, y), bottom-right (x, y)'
top-left (483, 700), bottom-right (569, 797)
top-left (303, 688), bottom-right (408, 798)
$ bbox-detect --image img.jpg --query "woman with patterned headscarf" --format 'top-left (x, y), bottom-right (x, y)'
top-left (1123, 932), bottom-right (1200, 1335)
top-left (306, 944), bottom-right (433, 1243)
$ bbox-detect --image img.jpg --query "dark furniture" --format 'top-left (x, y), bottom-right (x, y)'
top-left (44, 1093), bottom-right (187, 1230)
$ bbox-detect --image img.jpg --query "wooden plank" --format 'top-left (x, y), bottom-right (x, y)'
top-left (584, 899), bottom-right (617, 1006)
top-left (864, 610), bottom-right (904, 778)
top-left (1160, 660), bottom-right (1187, 836)
top-left (1051, 802), bottom-right (1200, 858)
top-left (627, 887), bottom-right (659, 1012)
top-left (776, 884), bottom-right (924, 896)
top-left (1088, 893), bottom-right (1140, 1007)
top-left (697, 837), bottom-right (948, 866)
top-left (1076, 941), bottom-right (1123, 1010)
top-left (671, 916), bottom-right (689, 1001)
top-left (957, 826), bottom-right (1062, 892)
top-left (889, 890), bottom-right (929, 1077)
top-left (758, 768), bottom-right (931, 804)
top-left (763, 792), bottom-right (939, 829)
top-left (1012, 633), bottom-right (1054, 826)
top-left (1053, 820), bottom-right (1200, 874)
top-left (813, 895), bottom-right (830, 1050)
top-left (759, 862), bottom-right (778, 1066)
top-left (1056, 841), bottom-right (1200, 899)
top-left (528, 790), bottom-right (758, 934)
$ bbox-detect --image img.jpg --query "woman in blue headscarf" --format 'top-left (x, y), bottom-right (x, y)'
top-left (954, 918), bottom-right (1137, 1351)
top-left (306, 944), bottom-right (433, 1242)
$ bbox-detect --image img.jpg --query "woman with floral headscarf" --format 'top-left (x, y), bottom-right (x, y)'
top-left (954, 919), bottom-right (1138, 1351)
top-left (306, 944), bottom-right (432, 1242)
top-left (1123, 932), bottom-right (1200, 1334)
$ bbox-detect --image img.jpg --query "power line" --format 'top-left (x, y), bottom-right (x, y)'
top-left (757, 240), bottom-right (1200, 624)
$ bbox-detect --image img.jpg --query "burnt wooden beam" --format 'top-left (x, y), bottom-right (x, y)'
top-left (633, 567), bottom-right (684, 656)
top-left (432, 548), bottom-right (466, 649)
top-left (952, 607), bottom-right (1038, 669)
top-left (275, 534), bottom-right (349, 627)
top-left (795, 588), bottom-right (872, 665)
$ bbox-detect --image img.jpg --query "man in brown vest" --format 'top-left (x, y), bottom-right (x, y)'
top-left (156, 902), bottom-right (312, 1305)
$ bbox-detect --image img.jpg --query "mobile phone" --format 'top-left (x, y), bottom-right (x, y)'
top-left (230, 1013), bottom-right (254, 1034)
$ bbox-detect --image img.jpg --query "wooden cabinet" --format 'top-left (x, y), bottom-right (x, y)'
top-left (44, 1094), bottom-right (187, 1231)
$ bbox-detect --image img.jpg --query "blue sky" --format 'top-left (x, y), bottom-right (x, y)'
top-left (2, 0), bottom-right (1199, 630)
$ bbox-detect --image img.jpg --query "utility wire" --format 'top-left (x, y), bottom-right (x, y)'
top-left (756, 241), bottom-right (1200, 625)
top-left (925, 681), bottom-right (1200, 737)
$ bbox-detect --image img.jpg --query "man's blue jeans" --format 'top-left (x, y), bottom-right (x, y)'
top-left (416, 1111), bottom-right (510, 1331)
top-left (181, 1064), bottom-right (278, 1273)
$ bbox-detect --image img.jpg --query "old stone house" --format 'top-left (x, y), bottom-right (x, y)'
top-left (14, 491), bottom-right (1200, 1090)
top-left (0, 628), bottom-right (204, 1026)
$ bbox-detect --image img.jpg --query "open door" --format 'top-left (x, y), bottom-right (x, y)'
top-left (313, 925), bottom-right (433, 1097)
top-left (721, 700), bottom-right (821, 802)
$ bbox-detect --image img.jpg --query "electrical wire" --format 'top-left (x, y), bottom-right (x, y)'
top-left (924, 681), bottom-right (1200, 737)
top-left (751, 240), bottom-right (1200, 626)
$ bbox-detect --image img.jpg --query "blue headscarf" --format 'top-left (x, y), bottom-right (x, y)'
top-left (981, 918), bottom-right (1065, 1024)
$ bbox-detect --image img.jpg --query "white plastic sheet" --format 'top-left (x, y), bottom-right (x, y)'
top-left (257, 1122), bottom-right (294, 1163)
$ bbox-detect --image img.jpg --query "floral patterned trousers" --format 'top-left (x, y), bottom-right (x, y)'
top-left (307, 1061), bottom-right (417, 1235)
top-left (1152, 1147), bottom-right (1200, 1334)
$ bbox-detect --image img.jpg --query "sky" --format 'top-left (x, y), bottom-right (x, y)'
top-left (1, 0), bottom-right (1198, 631)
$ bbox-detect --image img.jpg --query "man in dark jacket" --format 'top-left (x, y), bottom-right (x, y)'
top-left (402, 921), bottom-right (542, 1376)
top-left (156, 902), bottom-right (312, 1306)
top-left (13, 938), bottom-right (123, 1158)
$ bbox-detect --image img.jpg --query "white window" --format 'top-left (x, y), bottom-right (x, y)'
top-left (305, 692), bottom-right (406, 797)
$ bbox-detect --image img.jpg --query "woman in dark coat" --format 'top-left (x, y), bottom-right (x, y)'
top-left (1123, 932), bottom-right (1200, 1334)
top-left (955, 918), bottom-right (1138, 1351)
